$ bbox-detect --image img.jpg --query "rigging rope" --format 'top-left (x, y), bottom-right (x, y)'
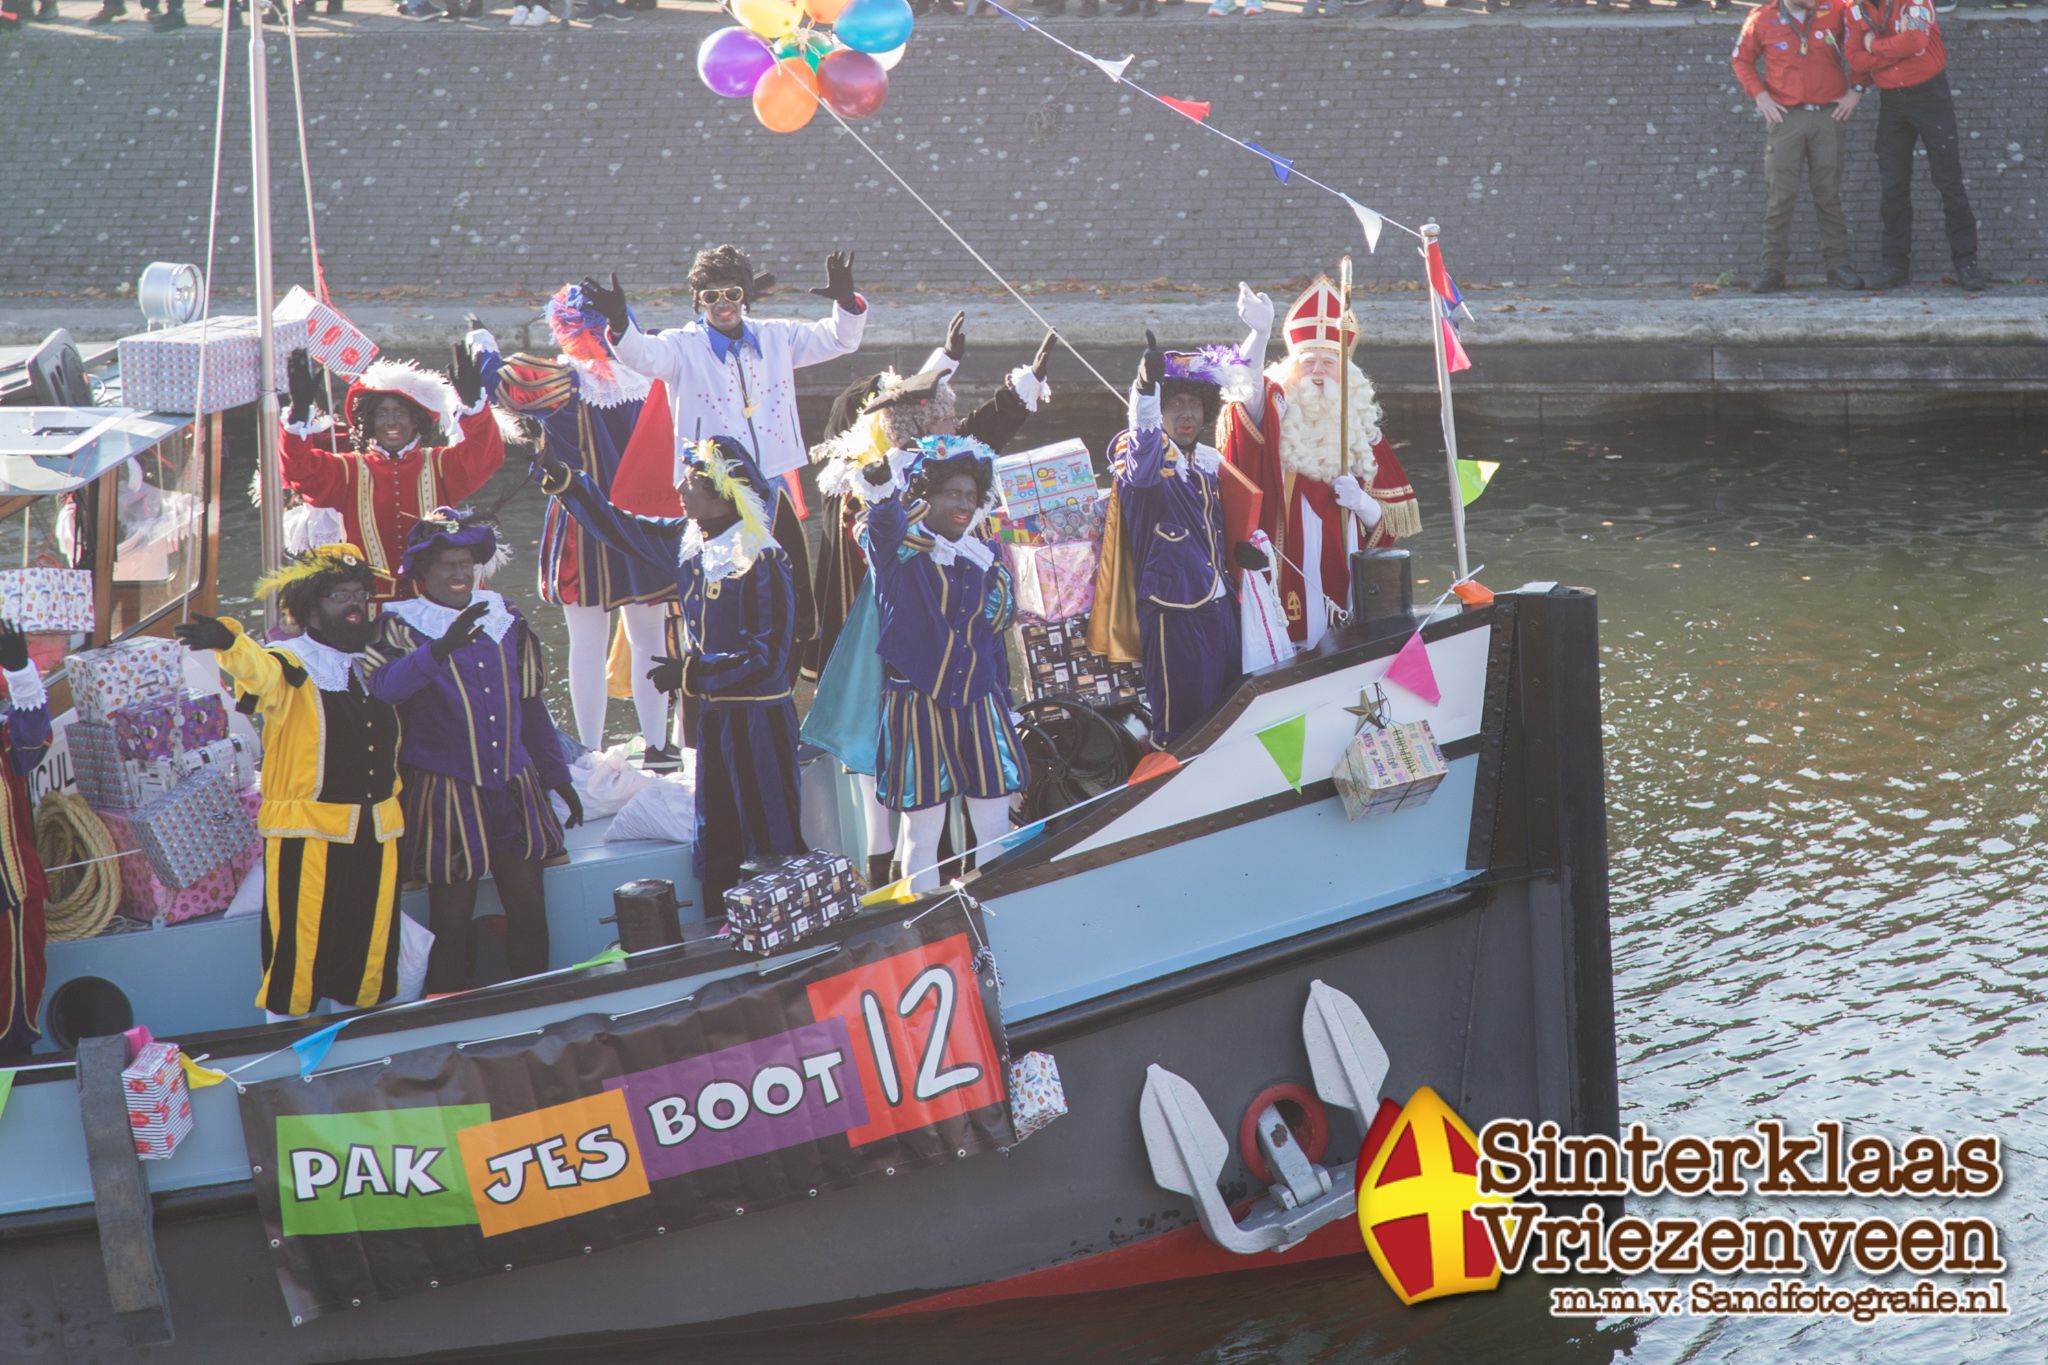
top-left (35, 793), bottom-right (124, 942)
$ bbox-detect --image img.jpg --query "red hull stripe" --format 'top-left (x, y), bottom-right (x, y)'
top-left (861, 1210), bottom-right (1367, 1319)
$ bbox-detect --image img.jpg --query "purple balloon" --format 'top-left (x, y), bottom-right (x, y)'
top-left (698, 26), bottom-right (777, 100)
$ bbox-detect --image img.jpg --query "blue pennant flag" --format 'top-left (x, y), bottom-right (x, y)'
top-left (1244, 142), bottom-right (1294, 185)
top-left (291, 1018), bottom-right (354, 1078)
top-left (994, 818), bottom-right (1049, 855)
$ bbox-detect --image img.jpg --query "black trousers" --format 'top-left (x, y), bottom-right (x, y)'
top-left (1875, 72), bottom-right (1978, 273)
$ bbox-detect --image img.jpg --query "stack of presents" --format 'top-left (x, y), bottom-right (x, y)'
top-left (66, 636), bottom-right (262, 926)
top-left (117, 285), bottom-right (377, 414)
top-left (991, 441), bottom-right (1143, 710)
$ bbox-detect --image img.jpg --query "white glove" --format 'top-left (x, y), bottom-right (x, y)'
top-left (465, 327), bottom-right (500, 357)
top-left (1236, 281), bottom-right (1274, 334)
top-left (1332, 474), bottom-right (1383, 529)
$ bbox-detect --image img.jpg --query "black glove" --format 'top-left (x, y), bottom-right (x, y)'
top-left (1233, 540), bottom-right (1270, 573)
top-left (1032, 330), bottom-right (1057, 382)
top-left (286, 348), bottom-right (322, 422)
top-left (861, 460), bottom-right (895, 488)
top-left (554, 784), bottom-right (585, 830)
top-left (0, 622), bottom-right (28, 673)
top-left (174, 614), bottom-right (236, 654)
top-left (810, 250), bottom-right (859, 312)
top-left (646, 654), bottom-right (684, 695)
top-left (429, 600), bottom-right (490, 662)
top-left (579, 272), bottom-right (629, 339)
top-left (532, 458), bottom-right (574, 495)
top-left (943, 310), bottom-right (967, 362)
top-left (1136, 329), bottom-right (1164, 396)
top-left (450, 340), bottom-right (483, 407)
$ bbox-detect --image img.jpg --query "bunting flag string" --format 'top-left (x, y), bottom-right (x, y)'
top-left (1159, 96), bottom-right (1211, 123)
top-left (977, 0), bottom-right (1420, 249)
top-left (1254, 714), bottom-right (1308, 791)
top-left (1455, 459), bottom-right (1498, 506)
top-left (1442, 317), bottom-right (1473, 374)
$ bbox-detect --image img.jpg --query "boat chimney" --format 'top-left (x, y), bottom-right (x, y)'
top-left (1350, 548), bottom-right (1414, 643)
top-left (603, 879), bottom-right (686, 953)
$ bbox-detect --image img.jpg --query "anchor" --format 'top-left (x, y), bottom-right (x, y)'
top-left (1138, 980), bottom-right (1389, 1255)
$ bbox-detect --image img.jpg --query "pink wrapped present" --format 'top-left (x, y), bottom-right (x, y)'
top-left (68, 637), bottom-right (186, 723)
top-left (1009, 539), bottom-right (1100, 624)
top-left (0, 568), bottom-right (95, 634)
top-left (115, 315), bottom-right (305, 416)
top-left (122, 1041), bottom-right (195, 1161)
top-left (275, 285), bottom-right (378, 379)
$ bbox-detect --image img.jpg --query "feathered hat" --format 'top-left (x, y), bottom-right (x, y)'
top-left (678, 436), bottom-right (775, 542)
top-left (253, 542), bottom-right (371, 599)
top-left (1162, 344), bottom-right (1257, 407)
top-left (346, 359), bottom-right (462, 446)
top-left (809, 367), bottom-right (958, 500)
top-left (1283, 276), bottom-right (1357, 358)
top-left (398, 506), bottom-right (512, 582)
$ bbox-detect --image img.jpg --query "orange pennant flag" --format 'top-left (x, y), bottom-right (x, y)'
top-left (1452, 580), bottom-right (1493, 607)
top-left (1159, 96), bottom-right (1210, 122)
top-left (1127, 750), bottom-right (1183, 786)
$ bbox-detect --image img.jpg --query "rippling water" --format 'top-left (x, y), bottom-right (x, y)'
top-left (219, 408), bottom-right (2047, 1364)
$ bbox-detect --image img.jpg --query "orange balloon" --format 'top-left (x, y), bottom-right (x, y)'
top-left (801, 0), bottom-right (852, 19)
top-left (753, 58), bottom-right (820, 134)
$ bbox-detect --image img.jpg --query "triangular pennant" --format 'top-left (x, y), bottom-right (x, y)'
top-left (1344, 196), bottom-right (1383, 254)
top-left (1441, 317), bottom-right (1472, 374)
top-left (1243, 142), bottom-right (1293, 184)
top-left (1423, 239), bottom-right (1453, 303)
top-left (1452, 580), bottom-right (1495, 607)
top-left (180, 1054), bottom-right (230, 1089)
top-left (1087, 53), bottom-right (1133, 82)
top-left (291, 1018), bottom-right (355, 1079)
top-left (0, 1069), bottom-right (13, 1127)
top-left (1160, 96), bottom-right (1211, 123)
top-left (1455, 459), bottom-right (1498, 506)
top-left (1127, 750), bottom-right (1183, 785)
top-left (1382, 631), bottom-right (1440, 706)
top-left (607, 379), bottom-right (685, 518)
top-left (994, 819), bottom-right (1048, 854)
top-left (1254, 714), bottom-right (1307, 791)
top-left (780, 469), bottom-right (808, 521)
top-left (572, 944), bottom-right (630, 971)
top-left (861, 877), bottom-right (919, 907)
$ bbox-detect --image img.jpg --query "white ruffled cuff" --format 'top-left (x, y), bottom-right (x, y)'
top-left (458, 394), bottom-right (489, 418)
top-left (922, 347), bottom-right (958, 380)
top-left (465, 327), bottom-right (500, 357)
top-left (1007, 366), bottom-right (1049, 413)
top-left (850, 447), bottom-right (919, 504)
top-left (283, 412), bottom-right (334, 440)
top-left (3, 664), bottom-right (46, 712)
top-left (1129, 385), bottom-right (1161, 433)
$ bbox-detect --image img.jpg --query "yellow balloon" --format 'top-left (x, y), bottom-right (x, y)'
top-left (734, 0), bottom-right (799, 39)
top-left (802, 0), bottom-right (852, 20)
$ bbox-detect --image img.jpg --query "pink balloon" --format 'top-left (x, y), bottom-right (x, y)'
top-left (817, 49), bottom-right (888, 121)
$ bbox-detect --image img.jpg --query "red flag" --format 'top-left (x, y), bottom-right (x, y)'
top-left (1127, 751), bottom-right (1183, 786)
top-left (1159, 96), bottom-right (1210, 123)
top-left (781, 469), bottom-right (809, 520)
top-left (607, 380), bottom-right (685, 518)
top-left (1441, 318), bottom-right (1472, 374)
top-left (1424, 240), bottom-right (1453, 304)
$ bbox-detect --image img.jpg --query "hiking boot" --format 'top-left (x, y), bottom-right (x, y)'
top-left (1750, 269), bottom-right (1786, 295)
top-left (1868, 266), bottom-right (1909, 291)
top-left (1826, 265), bottom-right (1865, 290)
top-left (1955, 260), bottom-right (1988, 291)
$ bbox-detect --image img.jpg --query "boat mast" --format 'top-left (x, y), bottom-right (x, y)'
top-left (1337, 253), bottom-right (1352, 559)
top-left (1420, 222), bottom-right (1470, 581)
top-left (249, 1), bottom-right (284, 631)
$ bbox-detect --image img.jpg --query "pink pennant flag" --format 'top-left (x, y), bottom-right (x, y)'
top-left (1382, 630), bottom-right (1440, 705)
top-left (1160, 96), bottom-right (1211, 123)
top-left (1441, 317), bottom-right (1472, 374)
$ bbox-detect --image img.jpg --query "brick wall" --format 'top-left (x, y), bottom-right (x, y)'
top-left (3, 17), bottom-right (2041, 298)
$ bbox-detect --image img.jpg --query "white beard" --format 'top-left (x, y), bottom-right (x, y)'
top-left (1270, 358), bottom-right (1383, 485)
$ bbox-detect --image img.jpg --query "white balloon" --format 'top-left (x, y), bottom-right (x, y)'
top-left (875, 43), bottom-right (906, 71)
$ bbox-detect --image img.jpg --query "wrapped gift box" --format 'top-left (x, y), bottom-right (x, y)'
top-left (275, 285), bottom-right (378, 379)
top-left (69, 720), bottom-right (168, 812)
top-left (994, 440), bottom-right (1098, 522)
top-left (994, 489), bottom-right (1108, 548)
top-left (1332, 720), bottom-right (1448, 821)
top-left (106, 788), bottom-right (262, 924)
top-left (122, 1041), bottom-right (195, 1161)
top-left (723, 850), bottom-right (867, 948)
top-left (1009, 540), bottom-right (1100, 625)
top-left (1015, 620), bottom-right (1143, 709)
top-left (174, 734), bottom-right (256, 792)
top-left (131, 768), bottom-right (259, 890)
top-left (116, 315), bottom-right (304, 416)
top-left (0, 568), bottom-right (95, 635)
top-left (1008, 1050), bottom-right (1067, 1142)
top-left (68, 637), bottom-right (186, 724)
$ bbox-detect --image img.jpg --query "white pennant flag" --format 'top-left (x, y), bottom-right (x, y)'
top-left (1344, 196), bottom-right (1383, 254)
top-left (1087, 53), bottom-right (1134, 82)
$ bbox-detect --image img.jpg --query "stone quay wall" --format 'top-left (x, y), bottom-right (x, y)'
top-left (3, 15), bottom-right (2043, 302)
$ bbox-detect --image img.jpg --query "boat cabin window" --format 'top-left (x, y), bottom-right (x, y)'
top-left (104, 430), bottom-right (205, 638)
top-left (0, 488), bottom-right (91, 671)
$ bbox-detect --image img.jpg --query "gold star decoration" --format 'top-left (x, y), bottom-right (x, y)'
top-left (1345, 685), bottom-right (1390, 733)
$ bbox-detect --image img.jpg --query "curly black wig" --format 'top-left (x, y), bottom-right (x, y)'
top-left (277, 557), bottom-right (377, 631)
top-left (1159, 377), bottom-right (1223, 431)
top-left (349, 395), bottom-right (437, 455)
top-left (910, 452), bottom-right (995, 508)
top-left (688, 244), bottom-right (773, 303)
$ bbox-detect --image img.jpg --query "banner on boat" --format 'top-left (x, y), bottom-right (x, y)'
top-left (236, 901), bottom-right (1012, 1322)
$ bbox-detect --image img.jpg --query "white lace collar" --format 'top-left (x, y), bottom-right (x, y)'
top-left (1170, 440), bottom-right (1223, 477)
top-left (925, 529), bottom-right (996, 571)
top-left (680, 518), bottom-right (774, 583)
top-left (572, 357), bottom-right (652, 410)
top-left (384, 590), bottom-right (515, 644)
top-left (275, 631), bottom-right (365, 694)
top-left (370, 436), bottom-right (421, 460)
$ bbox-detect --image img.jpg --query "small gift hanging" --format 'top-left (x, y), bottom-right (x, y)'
top-left (122, 1041), bottom-right (196, 1161)
top-left (1007, 1050), bottom-right (1068, 1143)
top-left (1330, 685), bottom-right (1448, 821)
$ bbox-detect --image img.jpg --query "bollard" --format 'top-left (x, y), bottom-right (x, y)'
top-left (603, 879), bottom-right (684, 953)
top-left (1349, 548), bottom-right (1414, 642)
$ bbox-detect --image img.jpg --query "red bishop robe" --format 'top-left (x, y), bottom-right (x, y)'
top-left (1217, 377), bottom-right (1416, 646)
top-left (278, 406), bottom-right (505, 601)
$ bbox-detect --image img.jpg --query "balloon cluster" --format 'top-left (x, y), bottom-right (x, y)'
top-left (698, 0), bottom-right (911, 134)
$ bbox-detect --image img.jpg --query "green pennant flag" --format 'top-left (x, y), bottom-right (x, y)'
top-left (1255, 714), bottom-right (1308, 791)
top-left (1456, 459), bottom-right (1500, 507)
top-left (0, 1069), bottom-right (14, 1128)
top-left (571, 945), bottom-right (630, 972)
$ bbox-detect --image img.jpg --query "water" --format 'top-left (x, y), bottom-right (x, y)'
top-left (217, 409), bottom-right (2048, 1363)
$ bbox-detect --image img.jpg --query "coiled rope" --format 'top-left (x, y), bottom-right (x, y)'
top-left (35, 793), bottom-right (124, 942)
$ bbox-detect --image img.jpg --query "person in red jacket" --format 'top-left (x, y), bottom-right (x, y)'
top-left (1845, 0), bottom-right (1984, 291)
top-left (280, 339), bottom-right (508, 600)
top-left (1730, 0), bottom-right (1867, 293)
